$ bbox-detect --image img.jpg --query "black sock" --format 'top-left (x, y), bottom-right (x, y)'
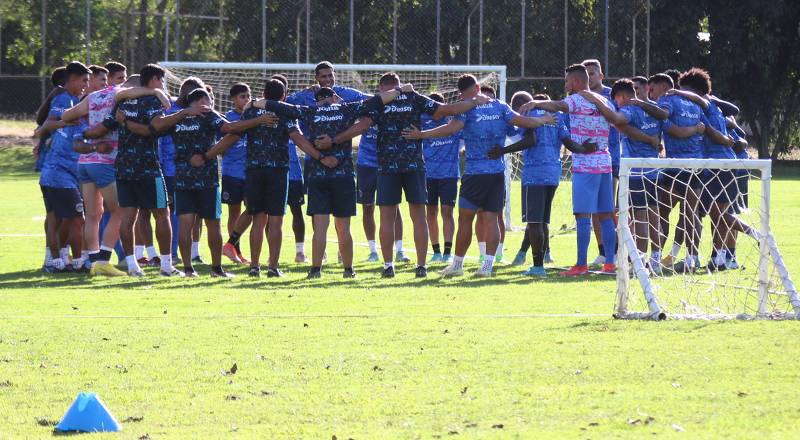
top-left (729, 247), bottom-right (736, 259)
top-left (184, 265), bottom-right (194, 273)
top-left (311, 266), bottom-right (321, 273)
top-left (598, 244), bottom-right (605, 256)
top-left (344, 267), bottom-right (353, 272)
top-left (432, 243), bottom-right (441, 254)
top-left (88, 252), bottom-right (99, 263)
top-left (234, 241), bottom-right (241, 254)
top-left (444, 242), bottom-right (452, 255)
top-left (227, 231), bottom-right (241, 246)
top-left (97, 249), bottom-right (112, 262)
top-left (212, 265), bottom-right (222, 273)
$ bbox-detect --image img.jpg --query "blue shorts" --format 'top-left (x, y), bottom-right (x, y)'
top-left (426, 178), bottom-right (458, 206)
top-left (700, 169), bottom-right (737, 213)
top-left (41, 185), bottom-right (84, 219)
top-left (307, 177), bottom-right (357, 217)
top-left (628, 175), bottom-right (657, 209)
top-left (571, 172), bottom-right (614, 214)
top-left (356, 165), bottom-right (378, 205)
top-left (78, 163), bottom-right (116, 188)
top-left (117, 177), bottom-right (168, 210)
top-left (522, 185), bottom-right (557, 223)
top-left (459, 173), bottom-right (505, 213)
top-left (657, 169), bottom-right (701, 198)
top-left (377, 170), bottom-right (427, 206)
top-left (175, 187), bottom-right (221, 220)
top-left (221, 175), bottom-right (245, 205)
top-left (729, 171), bottom-right (749, 214)
top-left (287, 179), bottom-right (305, 207)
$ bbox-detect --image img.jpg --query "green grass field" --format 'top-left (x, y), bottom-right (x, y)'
top-left (1, 127), bottom-right (800, 438)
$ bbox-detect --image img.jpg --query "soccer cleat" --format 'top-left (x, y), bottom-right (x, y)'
top-left (439, 265), bottom-right (464, 278)
top-left (601, 263), bottom-right (617, 274)
top-left (706, 260), bottom-right (727, 273)
top-left (366, 251), bottom-right (380, 262)
top-left (307, 269), bottom-right (321, 279)
top-left (725, 258), bottom-right (740, 270)
top-left (266, 267), bottom-right (284, 278)
top-left (441, 253), bottom-right (452, 263)
top-left (236, 251), bottom-right (250, 265)
top-left (429, 252), bottom-right (443, 263)
top-left (474, 268), bottom-right (492, 278)
top-left (395, 251), bottom-right (411, 263)
top-left (90, 262), bottom-right (126, 277)
top-left (222, 243), bottom-right (243, 264)
top-left (248, 266), bottom-right (261, 278)
top-left (559, 265), bottom-right (589, 277)
top-left (381, 266), bottom-right (395, 278)
top-left (46, 259), bottom-right (67, 273)
top-left (523, 265), bottom-right (547, 277)
top-left (590, 255), bottom-right (606, 267)
top-left (160, 267), bottom-right (185, 277)
top-left (543, 251), bottom-right (554, 264)
top-left (173, 255), bottom-right (182, 265)
top-left (672, 260), bottom-right (696, 274)
top-left (648, 261), bottom-right (664, 277)
top-left (295, 252), bottom-right (307, 263)
top-left (510, 251), bottom-right (527, 266)
top-left (661, 254), bottom-right (676, 267)
top-left (191, 256), bottom-right (205, 265)
top-left (415, 266), bottom-right (428, 278)
top-left (137, 257), bottom-right (152, 267)
top-left (211, 268), bottom-right (235, 279)
top-left (495, 252), bottom-right (504, 264)
top-left (184, 269), bottom-right (200, 278)
top-left (343, 268), bottom-right (357, 279)
top-left (127, 267), bottom-right (145, 278)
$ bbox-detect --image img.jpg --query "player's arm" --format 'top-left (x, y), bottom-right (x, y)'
top-left (703, 122), bottom-right (734, 147)
top-left (630, 98), bottom-right (669, 120)
top-left (665, 89), bottom-right (709, 110)
top-left (189, 134), bottom-right (242, 167)
top-left (487, 130), bottom-right (537, 159)
top-left (577, 90), bottom-right (628, 125)
top-left (402, 118), bottom-right (464, 140)
top-left (431, 94), bottom-right (490, 119)
top-left (251, 99), bottom-right (303, 118)
top-left (36, 88), bottom-right (64, 126)
top-left (711, 96), bottom-right (739, 117)
top-left (509, 112), bottom-right (556, 129)
top-left (665, 122), bottom-right (705, 139)
top-left (618, 124), bottom-right (661, 151)
top-left (220, 110), bottom-right (279, 134)
top-left (35, 118), bottom-right (71, 137)
top-left (115, 87), bottom-right (171, 109)
top-left (521, 99), bottom-right (569, 114)
top-left (319, 116), bottom-right (375, 149)
top-left (731, 132), bottom-right (749, 155)
top-left (61, 99), bottom-right (89, 123)
top-left (562, 138), bottom-right (598, 154)
top-left (150, 105), bottom-right (211, 133)
top-left (292, 130), bottom-right (338, 169)
top-left (375, 84), bottom-right (413, 104)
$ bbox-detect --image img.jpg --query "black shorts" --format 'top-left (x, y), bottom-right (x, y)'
top-left (376, 170), bottom-right (427, 206)
top-left (287, 179), bottom-right (305, 207)
top-left (521, 185), bottom-right (557, 223)
top-left (657, 169), bottom-right (701, 199)
top-left (221, 175), bottom-right (246, 205)
top-left (164, 175), bottom-right (176, 209)
top-left (628, 175), bottom-right (658, 209)
top-left (356, 165), bottom-right (378, 205)
top-left (245, 167), bottom-right (288, 216)
top-left (426, 178), bottom-right (458, 206)
top-left (307, 176), bottom-right (357, 218)
top-left (175, 187), bottom-right (221, 220)
top-left (117, 177), bottom-right (169, 210)
top-left (41, 185), bottom-right (84, 219)
top-left (459, 173), bottom-right (505, 213)
top-left (700, 169), bottom-right (737, 213)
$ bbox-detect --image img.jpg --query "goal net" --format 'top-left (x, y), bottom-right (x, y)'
top-left (614, 158), bottom-right (799, 320)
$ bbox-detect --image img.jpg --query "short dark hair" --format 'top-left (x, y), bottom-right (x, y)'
top-left (176, 77), bottom-right (205, 107)
top-left (663, 69), bottom-right (681, 87)
top-left (140, 63), bottom-right (165, 87)
top-left (429, 92), bottom-right (445, 104)
top-left (610, 78), bottom-right (636, 99)
top-left (51, 67), bottom-right (67, 87)
top-left (263, 79), bottom-right (286, 100)
top-left (379, 72), bottom-right (400, 87)
top-left (678, 67), bottom-right (712, 95)
top-left (187, 88), bottom-right (211, 105)
top-left (229, 83), bottom-right (250, 97)
top-left (632, 76), bottom-right (648, 86)
top-left (315, 61), bottom-right (334, 75)
top-left (104, 61), bottom-right (126, 75)
top-left (270, 74), bottom-right (288, 88)
top-left (480, 85), bottom-right (496, 98)
top-left (65, 61), bottom-right (91, 78)
top-left (565, 64), bottom-right (588, 83)
top-left (532, 93), bottom-right (551, 101)
top-left (582, 58), bottom-right (602, 72)
top-left (648, 73), bottom-right (674, 88)
top-left (315, 87), bottom-right (336, 101)
top-left (510, 91), bottom-right (533, 111)
top-left (457, 74), bottom-right (478, 92)
top-left (89, 65), bottom-right (108, 76)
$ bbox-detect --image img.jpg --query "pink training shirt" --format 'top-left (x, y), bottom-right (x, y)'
top-left (563, 93), bottom-right (612, 174)
top-left (79, 85), bottom-right (119, 165)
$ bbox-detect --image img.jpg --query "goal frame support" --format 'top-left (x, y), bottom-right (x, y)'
top-left (614, 157), bottom-right (800, 320)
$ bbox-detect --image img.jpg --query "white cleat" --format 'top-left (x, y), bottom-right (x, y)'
top-left (473, 269), bottom-right (492, 278)
top-left (590, 255), bottom-right (606, 267)
top-left (439, 265), bottom-right (464, 277)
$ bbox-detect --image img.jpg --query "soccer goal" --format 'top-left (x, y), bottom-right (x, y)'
top-left (614, 157), bottom-right (799, 320)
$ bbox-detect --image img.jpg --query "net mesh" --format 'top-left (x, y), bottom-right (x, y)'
top-left (616, 162), bottom-right (799, 319)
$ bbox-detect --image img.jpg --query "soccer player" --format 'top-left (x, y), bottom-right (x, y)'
top-left (324, 73), bottom-right (491, 278)
top-left (726, 117), bottom-right (751, 269)
top-left (403, 74), bottom-right (555, 277)
top-left (105, 62), bottom-right (127, 86)
top-left (421, 92), bottom-right (461, 263)
top-left (632, 76), bottom-right (649, 101)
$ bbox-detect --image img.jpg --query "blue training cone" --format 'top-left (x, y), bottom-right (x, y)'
top-left (55, 392), bottom-right (121, 432)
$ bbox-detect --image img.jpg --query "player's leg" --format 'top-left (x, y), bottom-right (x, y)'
top-left (331, 176), bottom-right (357, 277)
top-left (597, 173), bottom-right (617, 271)
top-left (521, 185), bottom-right (553, 276)
top-left (287, 179), bottom-right (306, 263)
top-left (677, 172), bottom-right (702, 273)
top-left (144, 176), bottom-right (177, 275)
top-left (91, 181), bottom-right (125, 275)
top-left (310, 214), bottom-right (330, 275)
top-left (334, 216), bottom-right (355, 276)
top-left (221, 175), bottom-right (251, 264)
top-left (190, 216), bottom-right (203, 263)
top-left (425, 178), bottom-right (442, 261)
top-left (249, 213), bottom-right (268, 274)
top-left (200, 186), bottom-right (228, 277)
top-left (478, 210), bottom-right (501, 276)
top-left (357, 165), bottom-right (379, 261)
top-left (134, 210), bottom-right (153, 265)
top-left (440, 177), bottom-right (457, 263)
top-left (177, 210), bottom-right (195, 275)
top-left (561, 173), bottom-right (599, 276)
top-left (81, 181), bottom-right (102, 262)
top-left (376, 173), bottom-right (402, 276)
top-left (591, 213), bottom-right (605, 266)
top-left (496, 213), bottom-right (506, 263)
top-left (403, 170), bottom-right (430, 275)
top-left (475, 211), bottom-right (486, 261)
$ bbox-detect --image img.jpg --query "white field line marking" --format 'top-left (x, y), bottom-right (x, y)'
top-left (0, 233), bottom-right (45, 237)
top-left (3, 313), bottom-right (608, 320)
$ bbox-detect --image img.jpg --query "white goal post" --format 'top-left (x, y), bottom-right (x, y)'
top-left (615, 157), bottom-right (799, 320)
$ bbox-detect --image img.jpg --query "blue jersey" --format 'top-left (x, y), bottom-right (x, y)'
top-left (522, 110), bottom-right (569, 186)
top-left (240, 106), bottom-right (299, 170)
top-left (703, 101), bottom-right (735, 160)
top-left (39, 122), bottom-right (83, 189)
top-left (157, 100), bottom-right (179, 177)
top-left (105, 95), bottom-right (165, 180)
top-left (356, 126), bottom-right (379, 168)
top-left (421, 114), bottom-right (461, 179)
top-left (170, 110), bottom-right (227, 190)
top-left (48, 91), bottom-right (79, 121)
top-left (287, 141), bottom-right (303, 181)
top-left (455, 99), bottom-right (517, 175)
top-left (221, 109), bottom-right (247, 179)
top-left (658, 94), bottom-right (706, 159)
top-left (619, 104), bottom-right (662, 178)
top-left (600, 85), bottom-right (621, 168)
top-left (730, 130), bottom-right (750, 160)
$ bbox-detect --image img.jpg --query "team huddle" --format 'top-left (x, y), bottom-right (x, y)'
top-left (33, 58), bottom-right (754, 280)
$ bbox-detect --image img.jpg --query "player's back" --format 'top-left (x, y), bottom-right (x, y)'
top-left (241, 106), bottom-right (297, 170)
top-left (620, 104), bottom-right (661, 159)
top-left (356, 126), bottom-right (379, 168)
top-left (658, 94), bottom-right (704, 158)
top-left (114, 96), bottom-right (165, 179)
top-left (221, 109), bottom-right (248, 179)
top-left (421, 114), bottom-right (460, 179)
top-left (172, 111), bottom-right (225, 189)
top-left (457, 99), bottom-right (514, 175)
top-left (702, 101), bottom-right (735, 160)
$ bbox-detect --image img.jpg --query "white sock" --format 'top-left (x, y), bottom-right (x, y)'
top-left (126, 255), bottom-right (140, 271)
top-left (685, 255), bottom-right (697, 268)
top-left (191, 242), bottom-right (200, 259)
top-left (81, 250), bottom-right (89, 260)
top-left (135, 245), bottom-right (145, 260)
top-left (147, 245), bottom-right (158, 259)
top-left (451, 256), bottom-right (464, 270)
top-left (496, 243), bottom-right (504, 257)
top-left (478, 242), bottom-right (486, 257)
top-left (60, 247), bottom-right (70, 261)
top-left (670, 242), bottom-right (681, 258)
top-left (368, 240), bottom-right (378, 253)
top-left (45, 247), bottom-right (53, 265)
top-left (395, 240), bottom-right (403, 253)
top-left (481, 254), bottom-right (495, 273)
top-left (295, 242), bottom-right (304, 254)
top-left (160, 254), bottom-right (172, 272)
top-left (384, 262), bottom-right (394, 269)
top-left (714, 249), bottom-right (727, 266)
top-left (650, 251), bottom-right (662, 265)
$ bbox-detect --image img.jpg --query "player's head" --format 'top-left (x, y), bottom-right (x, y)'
top-left (582, 59), bottom-right (604, 90)
top-left (51, 66), bottom-right (67, 88)
top-left (104, 61), bottom-right (127, 86)
top-left (610, 78), bottom-right (636, 107)
top-left (187, 88), bottom-right (212, 108)
top-left (315, 61), bottom-right (335, 88)
top-left (176, 76), bottom-right (206, 107)
top-left (315, 87), bottom-right (339, 105)
top-left (647, 73), bottom-right (674, 100)
top-left (122, 74), bottom-right (140, 88)
top-left (457, 74), bottom-right (480, 99)
top-left (510, 91), bottom-right (533, 112)
top-left (378, 72), bottom-right (401, 92)
top-left (663, 69), bottom-right (681, 88)
top-left (263, 78), bottom-right (286, 101)
top-left (271, 74), bottom-right (289, 89)
top-left (678, 67), bottom-right (711, 96)
top-left (632, 76), bottom-right (649, 100)
top-left (229, 83), bottom-right (251, 111)
top-left (429, 92), bottom-right (445, 104)
top-left (532, 93), bottom-right (551, 101)
top-left (140, 63), bottom-right (166, 89)
top-left (480, 85), bottom-right (496, 99)
top-left (204, 84), bottom-right (215, 105)
top-left (88, 65), bottom-right (109, 92)
top-left (64, 61), bottom-right (91, 96)
top-left (564, 64), bottom-right (589, 93)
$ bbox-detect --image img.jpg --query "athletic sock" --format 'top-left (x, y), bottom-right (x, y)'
top-left (478, 242), bottom-right (486, 257)
top-left (395, 240), bottom-right (403, 253)
top-left (576, 217), bottom-right (591, 267)
top-left (147, 245), bottom-right (158, 260)
top-left (496, 243), bottom-right (504, 257)
top-left (310, 266), bottom-right (321, 273)
top-left (126, 255), bottom-right (140, 271)
top-left (212, 265), bottom-right (222, 273)
top-left (598, 243), bottom-right (605, 257)
top-left (88, 250), bottom-right (100, 263)
top-left (60, 247), bottom-right (70, 262)
top-left (98, 246), bottom-right (113, 263)
top-left (191, 242), bottom-right (200, 259)
top-left (451, 256), bottom-right (464, 271)
top-left (160, 255), bottom-right (173, 272)
top-left (714, 248), bottom-right (727, 266)
top-left (234, 242), bottom-right (241, 254)
top-left (227, 231), bottom-right (241, 245)
top-left (384, 262), bottom-right (394, 270)
top-left (670, 242), bottom-right (681, 259)
top-left (728, 247), bottom-right (736, 261)
top-left (184, 265), bottom-right (194, 274)
top-left (432, 243), bottom-right (441, 254)
top-left (368, 240), bottom-right (378, 254)
top-left (444, 241), bottom-right (452, 256)
top-left (481, 254), bottom-right (495, 273)
top-left (600, 218), bottom-right (617, 265)
top-left (45, 247), bottom-right (52, 261)
top-left (135, 245), bottom-right (145, 260)
top-left (296, 242), bottom-right (304, 254)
